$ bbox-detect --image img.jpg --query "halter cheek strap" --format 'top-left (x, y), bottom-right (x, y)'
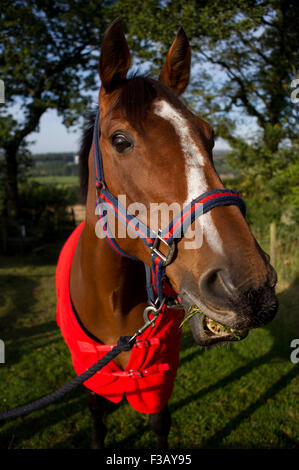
top-left (92, 109), bottom-right (246, 306)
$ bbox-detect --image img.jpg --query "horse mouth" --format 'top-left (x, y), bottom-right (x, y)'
top-left (178, 277), bottom-right (278, 346)
top-left (180, 300), bottom-right (249, 346)
top-left (200, 311), bottom-right (248, 345)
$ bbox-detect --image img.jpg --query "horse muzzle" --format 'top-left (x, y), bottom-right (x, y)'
top-left (179, 266), bottom-right (279, 346)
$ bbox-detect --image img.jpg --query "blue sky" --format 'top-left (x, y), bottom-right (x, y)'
top-left (28, 109), bottom-right (84, 154)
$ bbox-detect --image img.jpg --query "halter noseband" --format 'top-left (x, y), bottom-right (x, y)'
top-left (92, 109), bottom-right (246, 308)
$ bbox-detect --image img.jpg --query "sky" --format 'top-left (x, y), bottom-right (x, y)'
top-left (28, 109), bottom-right (84, 155)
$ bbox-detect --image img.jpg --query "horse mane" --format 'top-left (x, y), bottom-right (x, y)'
top-left (79, 74), bottom-right (184, 203)
top-left (79, 109), bottom-right (96, 203)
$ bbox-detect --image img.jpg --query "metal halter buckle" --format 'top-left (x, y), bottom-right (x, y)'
top-left (150, 229), bottom-right (175, 266)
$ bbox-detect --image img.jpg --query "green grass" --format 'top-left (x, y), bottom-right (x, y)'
top-left (0, 243), bottom-right (298, 449)
top-left (30, 176), bottom-right (79, 186)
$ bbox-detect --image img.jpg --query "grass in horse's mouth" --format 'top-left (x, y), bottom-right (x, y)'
top-left (180, 304), bottom-right (242, 341)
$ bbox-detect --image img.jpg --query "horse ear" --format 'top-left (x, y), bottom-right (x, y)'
top-left (99, 18), bottom-right (131, 93)
top-left (159, 27), bottom-right (191, 95)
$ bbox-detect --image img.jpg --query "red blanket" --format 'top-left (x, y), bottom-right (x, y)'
top-left (56, 222), bottom-right (185, 414)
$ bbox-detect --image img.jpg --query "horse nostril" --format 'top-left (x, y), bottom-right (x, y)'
top-left (218, 270), bottom-right (236, 294)
top-left (199, 268), bottom-right (235, 310)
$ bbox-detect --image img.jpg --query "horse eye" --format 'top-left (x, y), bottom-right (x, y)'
top-left (111, 133), bottom-right (132, 153)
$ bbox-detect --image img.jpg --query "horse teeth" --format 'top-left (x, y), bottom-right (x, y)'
top-left (205, 317), bottom-right (231, 336)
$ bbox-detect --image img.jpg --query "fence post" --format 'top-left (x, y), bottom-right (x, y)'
top-left (270, 222), bottom-right (276, 267)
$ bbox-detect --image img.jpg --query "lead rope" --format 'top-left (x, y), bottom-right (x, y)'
top-left (0, 294), bottom-right (172, 424)
top-left (0, 336), bottom-right (134, 423)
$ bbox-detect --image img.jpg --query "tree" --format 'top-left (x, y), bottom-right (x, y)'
top-left (1, 0), bottom-right (298, 223)
top-left (0, 0), bottom-right (112, 219)
top-left (108, 0), bottom-right (299, 226)
top-left (111, 0), bottom-right (299, 151)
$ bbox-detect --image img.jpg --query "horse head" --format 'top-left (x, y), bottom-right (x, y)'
top-left (86, 18), bottom-right (278, 347)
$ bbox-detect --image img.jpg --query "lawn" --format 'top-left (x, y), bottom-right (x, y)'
top-left (0, 237), bottom-right (298, 449)
top-left (30, 176), bottom-right (80, 186)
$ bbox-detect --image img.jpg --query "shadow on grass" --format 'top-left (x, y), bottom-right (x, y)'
top-left (0, 386), bottom-right (89, 449)
top-left (0, 273), bottom-right (59, 366)
top-left (178, 329), bottom-right (205, 368)
top-left (0, 241), bottom-right (64, 269)
top-left (200, 366), bottom-right (298, 449)
top-left (168, 275), bottom-right (299, 448)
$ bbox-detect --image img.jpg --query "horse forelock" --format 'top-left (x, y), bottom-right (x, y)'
top-left (79, 74), bottom-right (187, 202)
top-left (112, 74), bottom-right (186, 133)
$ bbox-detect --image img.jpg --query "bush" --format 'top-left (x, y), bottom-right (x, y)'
top-left (18, 181), bottom-right (79, 242)
top-left (226, 140), bottom-right (299, 229)
top-left (222, 138), bottom-right (298, 284)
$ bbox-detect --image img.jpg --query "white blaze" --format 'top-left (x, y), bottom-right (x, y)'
top-left (154, 99), bottom-right (223, 254)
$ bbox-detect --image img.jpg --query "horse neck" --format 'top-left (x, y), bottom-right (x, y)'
top-left (70, 214), bottom-right (147, 344)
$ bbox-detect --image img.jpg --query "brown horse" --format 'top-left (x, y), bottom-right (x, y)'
top-left (64, 19), bottom-right (278, 448)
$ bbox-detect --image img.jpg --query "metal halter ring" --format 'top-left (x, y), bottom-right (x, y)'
top-left (128, 297), bottom-right (166, 344)
top-left (143, 297), bottom-right (166, 326)
top-left (150, 229), bottom-right (175, 266)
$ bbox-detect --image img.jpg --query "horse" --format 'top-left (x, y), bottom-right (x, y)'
top-left (55, 18), bottom-right (278, 449)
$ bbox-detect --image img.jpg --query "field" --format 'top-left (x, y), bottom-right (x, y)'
top-left (0, 176), bottom-right (298, 449)
top-left (30, 176), bottom-right (80, 186)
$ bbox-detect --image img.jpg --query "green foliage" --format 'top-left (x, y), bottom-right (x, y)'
top-left (225, 134), bottom-right (299, 228)
top-left (113, 1), bottom-right (299, 150)
top-left (18, 181), bottom-right (79, 241)
top-left (30, 153), bottom-right (79, 177)
top-left (0, 0), bottom-right (110, 125)
top-left (0, 0), bottom-right (112, 217)
top-left (32, 163), bottom-right (79, 178)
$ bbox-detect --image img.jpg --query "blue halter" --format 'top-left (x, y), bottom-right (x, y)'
top-left (92, 109), bottom-right (246, 306)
